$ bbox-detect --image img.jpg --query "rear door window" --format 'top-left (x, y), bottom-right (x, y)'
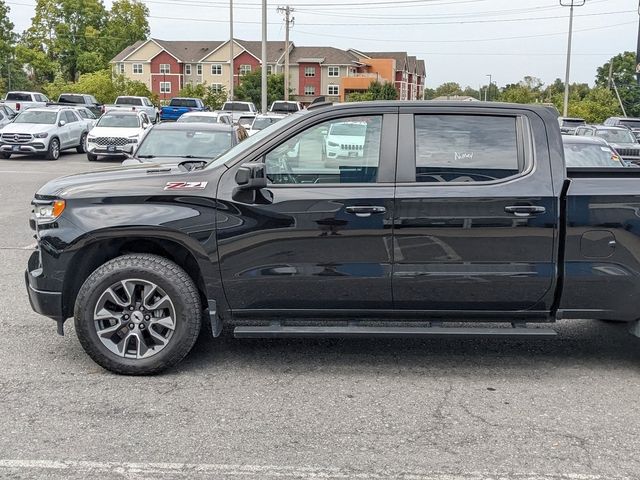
top-left (414, 114), bottom-right (521, 183)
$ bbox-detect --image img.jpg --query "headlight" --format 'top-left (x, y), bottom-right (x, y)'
top-left (327, 141), bottom-right (339, 147)
top-left (128, 136), bottom-right (139, 143)
top-left (33, 199), bottom-right (66, 224)
top-left (33, 132), bottom-right (49, 138)
top-left (87, 136), bottom-right (96, 143)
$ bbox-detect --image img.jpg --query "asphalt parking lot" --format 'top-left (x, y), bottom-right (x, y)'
top-left (1, 152), bottom-right (640, 480)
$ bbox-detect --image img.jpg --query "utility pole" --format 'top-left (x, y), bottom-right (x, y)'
top-left (608, 57), bottom-right (628, 116)
top-left (636, 0), bottom-right (640, 85)
top-left (560, 0), bottom-right (585, 117)
top-left (277, 6), bottom-right (294, 101)
top-left (261, 0), bottom-right (267, 113)
top-left (229, 0), bottom-right (234, 101)
top-left (485, 74), bottom-right (492, 101)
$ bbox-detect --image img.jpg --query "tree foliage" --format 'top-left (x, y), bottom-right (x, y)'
top-left (234, 70), bottom-right (285, 108)
top-left (595, 52), bottom-right (640, 118)
top-left (102, 0), bottom-right (150, 65)
top-left (179, 82), bottom-right (227, 110)
top-left (347, 81), bottom-right (398, 102)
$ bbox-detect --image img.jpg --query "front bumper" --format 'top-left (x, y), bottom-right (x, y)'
top-left (1, 142), bottom-right (47, 153)
top-left (86, 142), bottom-right (136, 156)
top-left (25, 251), bottom-right (64, 322)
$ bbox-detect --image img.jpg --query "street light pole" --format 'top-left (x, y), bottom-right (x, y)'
top-left (560, 0), bottom-right (585, 117)
top-left (261, 0), bottom-right (267, 113)
top-left (485, 74), bottom-right (492, 101)
top-left (229, 0), bottom-right (234, 101)
top-left (636, 0), bottom-right (640, 85)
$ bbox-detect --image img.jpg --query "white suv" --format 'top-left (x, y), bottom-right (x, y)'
top-left (324, 121), bottom-right (367, 161)
top-left (86, 111), bottom-right (151, 161)
top-left (0, 107), bottom-right (88, 160)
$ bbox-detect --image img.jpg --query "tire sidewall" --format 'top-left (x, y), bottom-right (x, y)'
top-left (48, 138), bottom-right (60, 160)
top-left (75, 259), bottom-right (200, 374)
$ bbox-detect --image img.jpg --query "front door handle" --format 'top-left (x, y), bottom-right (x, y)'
top-left (504, 205), bottom-right (546, 217)
top-left (345, 205), bottom-right (387, 217)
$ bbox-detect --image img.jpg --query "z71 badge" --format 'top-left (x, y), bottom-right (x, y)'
top-left (164, 181), bottom-right (208, 191)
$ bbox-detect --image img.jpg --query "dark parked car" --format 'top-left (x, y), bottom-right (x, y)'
top-left (574, 125), bottom-right (640, 165)
top-left (160, 97), bottom-right (207, 122)
top-left (54, 93), bottom-right (103, 117)
top-left (25, 101), bottom-right (640, 374)
top-left (604, 117), bottom-right (640, 140)
top-left (558, 116), bottom-right (586, 134)
top-left (123, 122), bottom-right (248, 166)
top-left (562, 135), bottom-right (625, 168)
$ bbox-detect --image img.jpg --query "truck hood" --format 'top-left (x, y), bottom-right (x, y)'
top-left (88, 126), bottom-right (142, 137)
top-left (35, 163), bottom-right (214, 199)
top-left (2, 123), bottom-right (53, 134)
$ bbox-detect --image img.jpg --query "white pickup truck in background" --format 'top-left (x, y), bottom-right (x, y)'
top-left (3, 91), bottom-right (50, 112)
top-left (103, 96), bottom-right (158, 122)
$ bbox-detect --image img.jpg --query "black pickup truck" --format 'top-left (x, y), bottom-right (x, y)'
top-left (25, 101), bottom-right (640, 374)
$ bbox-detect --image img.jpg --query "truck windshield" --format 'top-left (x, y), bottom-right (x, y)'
top-left (136, 128), bottom-right (232, 159)
top-left (564, 143), bottom-right (625, 167)
top-left (6, 93), bottom-right (32, 101)
top-left (596, 129), bottom-right (637, 144)
top-left (97, 115), bottom-right (140, 128)
top-left (58, 95), bottom-right (84, 104)
top-left (14, 110), bottom-right (57, 124)
top-left (169, 99), bottom-right (198, 107)
top-left (116, 97), bottom-right (143, 106)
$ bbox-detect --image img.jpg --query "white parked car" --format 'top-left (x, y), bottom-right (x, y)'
top-left (177, 111), bottom-right (232, 125)
top-left (221, 101), bottom-right (257, 123)
top-left (3, 91), bottom-right (50, 113)
top-left (247, 114), bottom-right (286, 136)
top-left (0, 110), bottom-right (12, 131)
top-left (103, 96), bottom-right (157, 122)
top-left (86, 110), bottom-right (152, 161)
top-left (0, 107), bottom-right (88, 160)
top-left (324, 121), bottom-right (367, 161)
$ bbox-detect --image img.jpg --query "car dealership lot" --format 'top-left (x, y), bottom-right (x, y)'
top-left (1, 153), bottom-right (640, 479)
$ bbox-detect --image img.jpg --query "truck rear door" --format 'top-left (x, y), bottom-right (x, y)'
top-left (392, 106), bottom-right (558, 315)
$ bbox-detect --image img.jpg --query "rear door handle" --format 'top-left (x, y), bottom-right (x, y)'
top-left (345, 205), bottom-right (387, 217)
top-left (504, 205), bottom-right (546, 217)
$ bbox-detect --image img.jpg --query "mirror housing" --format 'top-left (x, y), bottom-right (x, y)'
top-left (58, 120), bottom-right (66, 127)
top-left (235, 162), bottom-right (267, 190)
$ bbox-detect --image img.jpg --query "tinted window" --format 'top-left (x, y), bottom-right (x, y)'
top-left (562, 119), bottom-right (585, 127)
top-left (59, 94), bottom-right (85, 104)
top-left (271, 102), bottom-right (299, 113)
top-left (619, 119), bottom-right (640, 129)
top-left (6, 93), bottom-right (32, 101)
top-left (223, 102), bottom-right (250, 112)
top-left (116, 97), bottom-right (143, 106)
top-left (14, 110), bottom-right (57, 124)
top-left (64, 111), bottom-right (78, 123)
top-left (136, 128), bottom-right (232, 159)
top-left (414, 115), bottom-right (520, 183)
top-left (265, 115), bottom-right (382, 184)
top-left (97, 114), bottom-right (140, 128)
top-left (169, 98), bottom-right (198, 107)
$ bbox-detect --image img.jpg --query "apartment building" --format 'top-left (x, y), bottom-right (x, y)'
top-left (111, 38), bottom-right (426, 104)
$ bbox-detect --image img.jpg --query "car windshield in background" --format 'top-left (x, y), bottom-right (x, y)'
top-left (97, 114), bottom-right (139, 128)
top-left (562, 119), bottom-right (585, 127)
top-left (169, 99), bottom-right (198, 107)
top-left (252, 117), bottom-right (281, 130)
top-left (59, 95), bottom-right (84, 103)
top-left (595, 129), bottom-right (637, 144)
top-left (564, 143), bottom-right (625, 167)
top-left (6, 93), bottom-right (33, 101)
top-left (223, 103), bottom-right (250, 111)
top-left (14, 110), bottom-right (57, 124)
top-left (330, 123), bottom-right (368, 136)
top-left (238, 117), bottom-right (254, 128)
top-left (136, 129), bottom-right (232, 159)
top-left (179, 115), bottom-right (217, 124)
top-left (620, 120), bottom-right (640, 129)
top-left (115, 97), bottom-right (142, 105)
top-left (271, 102), bottom-right (298, 113)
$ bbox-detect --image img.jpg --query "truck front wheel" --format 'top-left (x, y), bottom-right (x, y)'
top-left (74, 254), bottom-right (202, 375)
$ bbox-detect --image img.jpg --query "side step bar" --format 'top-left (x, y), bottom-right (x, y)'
top-left (234, 325), bottom-right (557, 339)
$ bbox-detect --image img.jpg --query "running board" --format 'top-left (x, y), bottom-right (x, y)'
top-left (233, 325), bottom-right (557, 339)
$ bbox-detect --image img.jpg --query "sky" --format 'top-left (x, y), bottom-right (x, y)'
top-left (5, 0), bottom-right (640, 89)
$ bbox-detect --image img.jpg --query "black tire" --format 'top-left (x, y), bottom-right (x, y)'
top-left (74, 254), bottom-right (202, 375)
top-left (87, 152), bottom-right (98, 161)
top-left (0, 152), bottom-right (10, 159)
top-left (77, 132), bottom-right (87, 153)
top-left (46, 137), bottom-right (60, 160)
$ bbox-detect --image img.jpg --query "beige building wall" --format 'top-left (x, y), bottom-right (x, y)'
top-left (114, 62), bottom-right (152, 90)
top-left (126, 41), bottom-right (162, 62)
top-left (320, 65), bottom-right (346, 98)
top-left (288, 65), bottom-right (300, 96)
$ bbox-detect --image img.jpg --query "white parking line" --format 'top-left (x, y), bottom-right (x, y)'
top-left (0, 460), bottom-right (628, 480)
top-left (0, 243), bottom-right (37, 250)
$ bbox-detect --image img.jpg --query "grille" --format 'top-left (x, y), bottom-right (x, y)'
top-left (616, 148), bottom-right (640, 158)
top-left (93, 137), bottom-right (130, 146)
top-left (340, 144), bottom-right (363, 151)
top-left (1, 133), bottom-right (33, 144)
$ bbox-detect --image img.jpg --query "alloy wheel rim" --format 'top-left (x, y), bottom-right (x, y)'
top-left (93, 279), bottom-right (177, 359)
top-left (52, 140), bottom-right (59, 158)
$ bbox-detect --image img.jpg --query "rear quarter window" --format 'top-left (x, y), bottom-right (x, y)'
top-left (414, 115), bottom-right (521, 183)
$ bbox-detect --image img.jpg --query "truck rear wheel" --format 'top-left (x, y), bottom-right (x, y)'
top-left (74, 254), bottom-right (202, 375)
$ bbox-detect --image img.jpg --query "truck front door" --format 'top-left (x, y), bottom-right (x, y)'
top-left (216, 109), bottom-right (398, 315)
top-left (393, 108), bottom-right (558, 315)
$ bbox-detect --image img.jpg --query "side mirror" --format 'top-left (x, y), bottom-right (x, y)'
top-left (58, 120), bottom-right (66, 127)
top-left (235, 162), bottom-right (267, 190)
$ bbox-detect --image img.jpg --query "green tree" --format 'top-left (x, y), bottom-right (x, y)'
top-left (0, 0), bottom-right (28, 92)
top-left (434, 82), bottom-right (463, 98)
top-left (235, 70), bottom-right (285, 108)
top-left (347, 81), bottom-right (397, 102)
top-left (102, 0), bottom-right (149, 63)
top-left (569, 87), bottom-right (621, 123)
top-left (423, 87), bottom-right (436, 100)
top-left (595, 52), bottom-right (640, 117)
top-left (22, 0), bottom-right (108, 82)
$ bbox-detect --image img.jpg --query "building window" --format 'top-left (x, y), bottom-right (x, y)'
top-left (211, 64), bottom-right (222, 75)
top-left (212, 83), bottom-right (223, 93)
top-left (304, 85), bottom-right (315, 96)
top-left (185, 64), bottom-right (192, 75)
top-left (239, 64), bottom-right (252, 76)
top-left (159, 64), bottom-right (171, 74)
top-left (266, 65), bottom-right (273, 75)
top-left (160, 82), bottom-right (171, 94)
top-left (328, 84), bottom-right (339, 96)
top-left (197, 64), bottom-right (202, 75)
top-left (328, 66), bottom-right (339, 77)
top-left (133, 63), bottom-right (143, 74)
top-left (118, 63), bottom-right (125, 74)
top-left (304, 67), bottom-right (316, 77)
